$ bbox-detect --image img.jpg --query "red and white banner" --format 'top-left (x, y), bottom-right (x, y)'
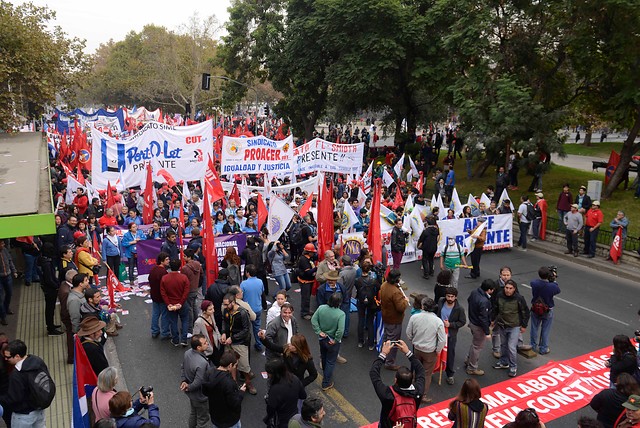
top-left (362, 346), bottom-right (611, 428)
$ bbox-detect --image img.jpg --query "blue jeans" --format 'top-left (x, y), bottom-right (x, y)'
top-left (252, 319), bottom-right (263, 350)
top-left (167, 303), bottom-right (190, 344)
top-left (530, 308), bottom-right (554, 353)
top-left (0, 275), bottom-right (13, 316)
top-left (319, 337), bottom-right (341, 387)
top-left (12, 409), bottom-right (46, 428)
top-left (274, 273), bottom-right (291, 293)
top-left (23, 253), bottom-right (40, 284)
top-left (357, 303), bottom-right (376, 347)
top-left (557, 210), bottom-right (568, 232)
top-left (584, 227), bottom-right (599, 256)
top-left (518, 222), bottom-right (530, 248)
top-left (341, 302), bottom-right (351, 337)
top-left (499, 326), bottom-right (521, 370)
top-left (151, 301), bottom-right (170, 337)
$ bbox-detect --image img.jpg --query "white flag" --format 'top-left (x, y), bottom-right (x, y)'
top-left (393, 153), bottom-right (405, 178)
top-left (465, 219), bottom-right (488, 255)
top-left (480, 192), bottom-right (492, 209)
top-left (240, 176), bottom-right (250, 206)
top-left (342, 202), bottom-right (359, 230)
top-left (498, 188), bottom-right (510, 207)
top-left (407, 156), bottom-right (419, 182)
top-left (182, 181), bottom-right (191, 205)
top-left (450, 188), bottom-right (463, 217)
top-left (436, 193), bottom-right (447, 220)
top-left (404, 193), bottom-right (414, 213)
top-left (430, 194), bottom-right (437, 214)
top-left (362, 161), bottom-right (373, 193)
top-left (467, 194), bottom-right (479, 212)
top-left (268, 195), bottom-right (296, 241)
top-left (65, 176), bottom-right (84, 205)
top-left (382, 168), bottom-right (395, 188)
top-left (357, 187), bottom-right (367, 208)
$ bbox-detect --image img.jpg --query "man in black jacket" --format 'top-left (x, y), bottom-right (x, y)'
top-left (436, 287), bottom-right (467, 385)
top-left (221, 293), bottom-right (256, 395)
top-left (39, 243), bottom-right (63, 335)
top-left (78, 316), bottom-right (109, 377)
top-left (0, 339), bottom-right (53, 426)
top-left (390, 219), bottom-right (407, 269)
top-left (202, 351), bottom-right (245, 428)
top-left (491, 280), bottom-right (530, 378)
top-left (465, 279), bottom-right (496, 376)
top-left (370, 339), bottom-right (425, 428)
top-left (205, 268), bottom-right (231, 329)
top-left (297, 244), bottom-right (317, 320)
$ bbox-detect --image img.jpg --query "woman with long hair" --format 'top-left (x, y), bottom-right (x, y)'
top-left (459, 206), bottom-right (473, 218)
top-left (221, 247), bottom-right (242, 286)
top-left (591, 372), bottom-right (640, 428)
top-left (448, 378), bottom-right (488, 427)
top-left (214, 211), bottom-right (226, 235)
top-left (283, 334), bottom-right (318, 389)
top-left (263, 358), bottom-right (306, 428)
top-left (607, 335), bottom-right (638, 386)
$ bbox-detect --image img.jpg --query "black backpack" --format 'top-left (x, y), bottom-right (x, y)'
top-left (356, 276), bottom-right (379, 309)
top-left (525, 203), bottom-right (536, 221)
top-left (26, 365), bottom-right (56, 409)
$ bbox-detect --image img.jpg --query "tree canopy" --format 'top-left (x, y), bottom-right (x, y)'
top-left (0, 1), bottom-right (89, 130)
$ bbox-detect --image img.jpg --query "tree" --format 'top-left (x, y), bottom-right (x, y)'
top-left (0, 1), bottom-right (89, 129)
top-left (79, 14), bottom-right (221, 113)
top-left (565, 0), bottom-right (640, 197)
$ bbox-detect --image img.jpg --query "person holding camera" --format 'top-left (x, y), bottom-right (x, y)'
top-left (268, 240), bottom-right (291, 294)
top-left (529, 266), bottom-right (561, 355)
top-left (109, 389), bottom-right (160, 427)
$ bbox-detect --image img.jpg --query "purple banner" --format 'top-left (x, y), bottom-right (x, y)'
top-left (135, 233), bottom-right (251, 276)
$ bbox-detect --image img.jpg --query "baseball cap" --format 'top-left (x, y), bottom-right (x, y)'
top-left (579, 185), bottom-right (587, 191)
top-left (623, 395), bottom-right (640, 411)
top-left (592, 200), bottom-right (600, 206)
top-left (535, 192), bottom-right (544, 198)
top-left (571, 203), bottom-right (579, 209)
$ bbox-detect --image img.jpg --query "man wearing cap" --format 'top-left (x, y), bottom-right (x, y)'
top-left (466, 217), bottom-right (487, 280)
top-left (297, 244), bottom-right (317, 320)
top-left (531, 192), bottom-right (547, 241)
top-left (78, 316), bottom-right (109, 376)
top-left (575, 185), bottom-right (592, 214)
top-left (584, 201), bottom-right (603, 258)
top-left (564, 204), bottom-right (583, 257)
top-left (617, 395), bottom-right (640, 427)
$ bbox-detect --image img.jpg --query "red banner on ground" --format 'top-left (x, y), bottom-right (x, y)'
top-left (362, 346), bottom-right (611, 428)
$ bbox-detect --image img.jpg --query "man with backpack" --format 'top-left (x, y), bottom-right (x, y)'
top-left (529, 266), bottom-right (561, 355)
top-left (516, 195), bottom-right (534, 251)
top-left (370, 339), bottom-right (425, 428)
top-left (0, 339), bottom-right (56, 427)
top-left (355, 262), bottom-right (380, 350)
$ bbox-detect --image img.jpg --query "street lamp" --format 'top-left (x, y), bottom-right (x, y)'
top-left (202, 73), bottom-right (258, 116)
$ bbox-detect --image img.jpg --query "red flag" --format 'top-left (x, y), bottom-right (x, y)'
top-left (417, 171), bottom-right (424, 195)
top-left (317, 176), bottom-right (334, 261)
top-left (392, 185), bottom-right (404, 209)
top-left (433, 326), bottom-right (449, 373)
top-left (367, 180), bottom-right (383, 264)
top-left (202, 185), bottom-right (219, 287)
top-left (77, 131), bottom-right (92, 172)
top-left (142, 163), bottom-right (154, 224)
top-left (77, 166), bottom-right (85, 186)
top-left (59, 131), bottom-right (69, 161)
top-left (106, 181), bottom-right (116, 209)
top-left (256, 193), bottom-right (268, 231)
top-left (610, 227), bottom-right (623, 264)
top-left (605, 150), bottom-right (621, 185)
top-left (275, 123), bottom-right (288, 140)
top-left (73, 334), bottom-right (97, 425)
top-left (106, 266), bottom-right (129, 308)
top-left (213, 126), bottom-right (223, 156)
top-left (229, 184), bottom-right (241, 206)
top-left (157, 169), bottom-right (177, 188)
top-left (298, 192), bottom-right (314, 218)
top-left (205, 156), bottom-right (225, 202)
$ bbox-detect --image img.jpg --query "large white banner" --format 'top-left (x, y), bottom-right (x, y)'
top-left (293, 138), bottom-right (364, 175)
top-left (436, 214), bottom-right (513, 255)
top-left (221, 135), bottom-right (294, 176)
top-left (91, 121), bottom-right (213, 189)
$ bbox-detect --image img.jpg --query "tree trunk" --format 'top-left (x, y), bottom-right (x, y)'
top-left (504, 138), bottom-right (512, 171)
top-left (302, 113), bottom-right (317, 142)
top-left (602, 111), bottom-right (640, 198)
top-left (583, 128), bottom-right (592, 146)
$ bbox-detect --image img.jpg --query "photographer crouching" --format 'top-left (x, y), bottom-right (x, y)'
top-left (108, 386), bottom-right (160, 427)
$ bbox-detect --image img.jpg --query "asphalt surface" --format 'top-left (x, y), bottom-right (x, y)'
top-left (110, 247), bottom-right (640, 427)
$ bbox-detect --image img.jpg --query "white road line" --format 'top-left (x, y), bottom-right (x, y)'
top-left (520, 283), bottom-right (629, 326)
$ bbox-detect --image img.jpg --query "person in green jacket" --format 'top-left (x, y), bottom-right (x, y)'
top-left (311, 293), bottom-right (345, 391)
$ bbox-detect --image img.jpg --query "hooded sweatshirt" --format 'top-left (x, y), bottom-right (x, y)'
top-left (0, 354), bottom-right (50, 414)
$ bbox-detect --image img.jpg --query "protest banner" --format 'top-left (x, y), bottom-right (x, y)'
top-left (56, 108), bottom-right (126, 135)
top-left (91, 121), bottom-right (213, 189)
top-left (135, 233), bottom-right (252, 276)
top-left (436, 214), bottom-right (512, 255)
top-left (293, 138), bottom-right (364, 175)
top-left (221, 135), bottom-right (294, 176)
top-left (361, 345), bottom-right (611, 428)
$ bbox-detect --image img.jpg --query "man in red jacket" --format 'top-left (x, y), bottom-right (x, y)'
top-left (74, 187), bottom-right (89, 217)
top-left (149, 252), bottom-right (170, 339)
top-left (161, 258), bottom-right (191, 347)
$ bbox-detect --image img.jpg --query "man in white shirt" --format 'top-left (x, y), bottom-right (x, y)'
top-left (517, 195), bottom-right (532, 251)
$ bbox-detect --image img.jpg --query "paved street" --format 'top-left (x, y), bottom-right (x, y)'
top-left (110, 245), bottom-right (640, 427)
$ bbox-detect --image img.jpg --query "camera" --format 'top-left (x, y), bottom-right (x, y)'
top-left (548, 266), bottom-right (558, 282)
top-left (139, 386), bottom-right (153, 399)
top-left (372, 262), bottom-right (386, 281)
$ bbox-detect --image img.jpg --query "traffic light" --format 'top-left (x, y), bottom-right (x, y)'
top-left (265, 104), bottom-right (270, 116)
top-left (202, 73), bottom-right (210, 90)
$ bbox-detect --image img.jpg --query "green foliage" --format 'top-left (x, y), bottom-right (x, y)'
top-left (0, 1), bottom-right (89, 129)
top-left (78, 14), bottom-right (220, 112)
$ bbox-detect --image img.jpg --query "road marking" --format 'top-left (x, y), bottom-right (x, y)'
top-left (315, 376), bottom-right (370, 426)
top-left (520, 283), bottom-right (629, 326)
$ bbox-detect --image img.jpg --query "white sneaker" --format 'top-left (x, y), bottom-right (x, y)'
top-left (187, 333), bottom-right (193, 338)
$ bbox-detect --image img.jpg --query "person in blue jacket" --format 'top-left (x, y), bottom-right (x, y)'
top-left (121, 223), bottom-right (146, 285)
top-left (102, 226), bottom-right (122, 275)
top-left (109, 390), bottom-right (160, 427)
